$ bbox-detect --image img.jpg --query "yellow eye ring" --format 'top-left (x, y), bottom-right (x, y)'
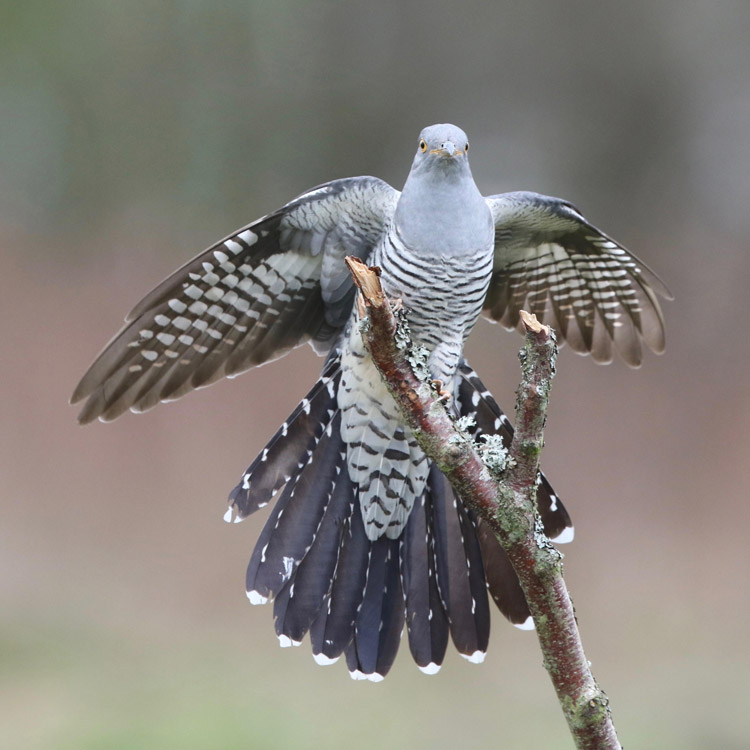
top-left (419, 139), bottom-right (427, 153)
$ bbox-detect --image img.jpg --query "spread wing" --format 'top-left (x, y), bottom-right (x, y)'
top-left (72, 177), bottom-right (399, 423)
top-left (483, 191), bottom-right (672, 366)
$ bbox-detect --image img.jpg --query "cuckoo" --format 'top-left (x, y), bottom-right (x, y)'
top-left (72, 124), bottom-right (670, 680)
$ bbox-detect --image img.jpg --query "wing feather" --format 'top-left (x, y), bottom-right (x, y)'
top-left (484, 192), bottom-right (672, 366)
top-left (72, 177), bottom-right (398, 422)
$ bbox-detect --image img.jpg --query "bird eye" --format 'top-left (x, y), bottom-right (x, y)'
top-left (419, 139), bottom-right (427, 153)
top-left (464, 142), bottom-right (470, 152)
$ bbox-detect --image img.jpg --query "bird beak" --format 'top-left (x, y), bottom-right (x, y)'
top-left (430, 141), bottom-right (463, 158)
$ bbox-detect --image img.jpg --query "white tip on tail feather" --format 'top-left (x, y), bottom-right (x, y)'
top-left (313, 652), bottom-right (339, 666)
top-left (552, 526), bottom-right (575, 544)
top-left (246, 590), bottom-right (268, 605)
top-left (349, 670), bottom-right (384, 682)
top-left (461, 650), bottom-right (486, 664)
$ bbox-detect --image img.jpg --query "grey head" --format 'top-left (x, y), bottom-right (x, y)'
top-left (395, 123), bottom-right (492, 255)
top-left (407, 123), bottom-right (472, 180)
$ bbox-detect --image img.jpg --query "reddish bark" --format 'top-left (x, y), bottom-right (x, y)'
top-left (346, 256), bottom-right (621, 750)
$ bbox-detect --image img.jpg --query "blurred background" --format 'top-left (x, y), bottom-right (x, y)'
top-left (2, 1), bottom-right (749, 748)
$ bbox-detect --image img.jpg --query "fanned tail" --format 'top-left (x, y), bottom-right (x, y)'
top-left (226, 356), bottom-right (575, 679)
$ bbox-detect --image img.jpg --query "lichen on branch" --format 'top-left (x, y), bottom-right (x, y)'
top-left (344, 254), bottom-right (622, 750)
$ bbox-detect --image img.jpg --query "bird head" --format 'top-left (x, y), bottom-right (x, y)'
top-left (413, 123), bottom-right (470, 168)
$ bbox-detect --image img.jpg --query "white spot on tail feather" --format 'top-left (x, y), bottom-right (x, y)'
top-left (281, 556), bottom-right (295, 583)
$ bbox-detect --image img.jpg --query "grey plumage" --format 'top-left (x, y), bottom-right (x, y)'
top-left (72, 123), bottom-right (670, 680)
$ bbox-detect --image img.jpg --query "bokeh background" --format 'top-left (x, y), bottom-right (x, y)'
top-left (3, 2), bottom-right (749, 748)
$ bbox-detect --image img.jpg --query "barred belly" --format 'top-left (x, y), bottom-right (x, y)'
top-left (338, 231), bottom-right (494, 540)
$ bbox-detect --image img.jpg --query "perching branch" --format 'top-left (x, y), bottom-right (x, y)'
top-left (345, 256), bottom-right (621, 750)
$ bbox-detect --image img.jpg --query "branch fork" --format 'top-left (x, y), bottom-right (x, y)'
top-left (345, 255), bottom-right (621, 750)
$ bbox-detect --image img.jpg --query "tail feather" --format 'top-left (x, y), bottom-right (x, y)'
top-left (456, 360), bottom-right (573, 542)
top-left (430, 465), bottom-right (490, 662)
top-left (345, 536), bottom-right (404, 680)
top-left (247, 413), bottom-right (343, 604)
top-left (400, 489), bottom-right (450, 674)
top-left (273, 450), bottom-right (352, 645)
top-left (455, 492), bottom-right (493, 651)
top-left (244, 478), bottom-right (296, 605)
top-left (310, 503), bottom-right (370, 664)
top-left (475, 518), bottom-right (531, 627)
top-left (228, 355), bottom-right (340, 518)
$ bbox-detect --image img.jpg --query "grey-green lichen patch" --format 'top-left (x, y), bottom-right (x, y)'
top-left (534, 514), bottom-right (563, 561)
top-left (407, 345), bottom-right (431, 381)
top-left (447, 414), bottom-right (477, 448)
top-left (455, 414), bottom-right (476, 432)
top-left (393, 308), bottom-right (411, 351)
top-left (478, 433), bottom-right (515, 477)
top-left (393, 309), bottom-right (431, 381)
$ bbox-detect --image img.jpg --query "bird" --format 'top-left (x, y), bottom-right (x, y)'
top-left (72, 123), bottom-right (671, 681)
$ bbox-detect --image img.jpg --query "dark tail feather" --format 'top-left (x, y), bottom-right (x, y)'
top-left (455, 494), bottom-right (492, 646)
top-left (273, 449), bottom-right (353, 646)
top-left (309, 502), bottom-right (370, 665)
top-left (400, 489), bottom-right (450, 674)
top-left (246, 412), bottom-right (343, 605)
top-left (430, 465), bottom-right (491, 663)
top-left (243, 478), bottom-right (297, 605)
top-left (475, 518), bottom-right (532, 628)
top-left (345, 536), bottom-right (404, 681)
top-left (456, 360), bottom-right (573, 543)
top-left (227, 355), bottom-right (341, 519)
